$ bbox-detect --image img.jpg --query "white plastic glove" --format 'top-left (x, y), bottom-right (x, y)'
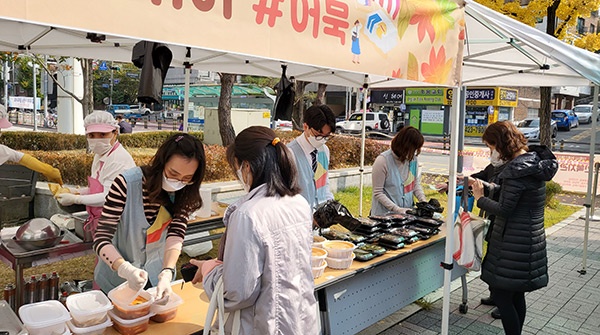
top-left (56, 193), bottom-right (81, 206)
top-left (156, 269), bottom-right (174, 300)
top-left (117, 261), bottom-right (148, 291)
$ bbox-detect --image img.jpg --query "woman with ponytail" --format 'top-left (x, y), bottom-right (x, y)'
top-left (191, 126), bottom-right (318, 334)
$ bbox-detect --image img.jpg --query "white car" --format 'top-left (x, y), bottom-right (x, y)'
top-left (573, 104), bottom-right (593, 124)
top-left (517, 118), bottom-right (558, 141)
top-left (336, 112), bottom-right (390, 134)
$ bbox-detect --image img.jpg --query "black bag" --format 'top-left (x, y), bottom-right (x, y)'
top-left (313, 200), bottom-right (361, 231)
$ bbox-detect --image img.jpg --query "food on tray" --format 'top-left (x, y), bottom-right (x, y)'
top-left (347, 233), bottom-right (366, 244)
top-left (322, 230), bottom-right (350, 241)
top-left (353, 248), bottom-right (376, 262)
top-left (357, 243), bottom-right (387, 256)
top-left (378, 234), bottom-right (405, 245)
top-left (378, 241), bottom-right (405, 250)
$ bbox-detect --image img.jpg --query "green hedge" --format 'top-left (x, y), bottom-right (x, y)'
top-left (6, 130), bottom-right (388, 185)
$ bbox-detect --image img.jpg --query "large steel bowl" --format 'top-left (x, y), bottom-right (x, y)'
top-left (15, 218), bottom-right (62, 241)
top-left (12, 230), bottom-right (65, 250)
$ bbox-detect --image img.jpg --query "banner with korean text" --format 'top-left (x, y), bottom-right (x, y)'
top-left (0, 0), bottom-right (465, 86)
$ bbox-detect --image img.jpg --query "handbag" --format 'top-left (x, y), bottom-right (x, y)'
top-left (452, 178), bottom-right (488, 271)
top-left (204, 276), bottom-right (241, 335)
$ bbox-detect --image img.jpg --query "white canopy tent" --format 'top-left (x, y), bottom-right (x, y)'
top-left (2, 0), bottom-right (600, 334)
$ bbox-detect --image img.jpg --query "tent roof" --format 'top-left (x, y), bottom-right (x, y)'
top-left (0, 0), bottom-right (599, 87)
top-left (163, 84), bottom-right (274, 100)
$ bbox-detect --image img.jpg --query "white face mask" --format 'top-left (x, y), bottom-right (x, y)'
top-left (490, 149), bottom-right (506, 167)
top-left (162, 174), bottom-right (187, 192)
top-left (307, 135), bottom-right (327, 149)
top-left (236, 166), bottom-right (251, 193)
top-left (87, 138), bottom-right (113, 156)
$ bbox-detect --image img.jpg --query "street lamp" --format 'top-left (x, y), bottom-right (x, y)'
top-left (27, 61), bottom-right (39, 132)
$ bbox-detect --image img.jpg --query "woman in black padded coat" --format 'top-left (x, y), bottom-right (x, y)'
top-left (471, 121), bottom-right (558, 335)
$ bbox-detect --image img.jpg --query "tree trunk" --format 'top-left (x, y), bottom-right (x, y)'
top-left (292, 80), bottom-right (308, 130)
top-left (217, 73), bottom-right (236, 147)
top-left (539, 86), bottom-right (553, 147)
top-left (81, 59), bottom-right (94, 117)
top-left (315, 83), bottom-right (327, 106)
top-left (538, 2), bottom-right (560, 148)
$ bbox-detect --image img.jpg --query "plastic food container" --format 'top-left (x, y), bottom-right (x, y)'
top-left (108, 310), bottom-right (155, 335)
top-left (312, 260), bottom-right (327, 279)
top-left (146, 287), bottom-right (184, 323)
top-left (313, 235), bottom-right (326, 248)
top-left (311, 247), bottom-right (328, 267)
top-left (66, 290), bottom-right (113, 327)
top-left (109, 288), bottom-right (153, 320)
top-left (19, 300), bottom-right (71, 335)
top-left (326, 254), bottom-right (355, 270)
top-left (67, 316), bottom-right (112, 335)
top-left (108, 279), bottom-right (147, 306)
top-left (322, 240), bottom-right (356, 259)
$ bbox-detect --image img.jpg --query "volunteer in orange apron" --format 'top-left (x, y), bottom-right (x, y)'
top-left (57, 111), bottom-right (135, 236)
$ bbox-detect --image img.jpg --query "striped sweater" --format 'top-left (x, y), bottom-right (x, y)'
top-left (93, 174), bottom-right (187, 264)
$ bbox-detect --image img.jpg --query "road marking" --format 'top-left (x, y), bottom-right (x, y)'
top-left (571, 129), bottom-right (593, 141)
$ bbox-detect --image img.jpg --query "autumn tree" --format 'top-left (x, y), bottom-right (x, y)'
top-left (476, 0), bottom-right (600, 146)
top-left (217, 73), bottom-right (236, 147)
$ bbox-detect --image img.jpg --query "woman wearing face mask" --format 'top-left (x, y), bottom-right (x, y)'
top-left (371, 126), bottom-right (427, 216)
top-left (57, 111), bottom-right (135, 237)
top-left (471, 121), bottom-right (558, 335)
top-left (190, 126), bottom-right (318, 334)
top-left (93, 133), bottom-right (206, 300)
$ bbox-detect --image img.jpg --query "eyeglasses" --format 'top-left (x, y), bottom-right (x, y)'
top-left (311, 128), bottom-right (333, 141)
top-left (164, 173), bottom-right (194, 185)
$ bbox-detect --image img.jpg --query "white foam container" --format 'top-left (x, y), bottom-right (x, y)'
top-left (312, 260), bottom-right (327, 279)
top-left (311, 247), bottom-right (328, 267)
top-left (19, 300), bottom-right (71, 335)
top-left (67, 315), bottom-right (112, 335)
top-left (312, 235), bottom-right (327, 248)
top-left (326, 254), bottom-right (355, 270)
top-left (146, 286), bottom-right (184, 323)
top-left (322, 240), bottom-right (356, 259)
top-left (108, 310), bottom-right (155, 335)
top-left (66, 290), bottom-right (113, 327)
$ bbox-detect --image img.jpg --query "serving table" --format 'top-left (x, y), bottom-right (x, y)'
top-left (105, 229), bottom-right (466, 335)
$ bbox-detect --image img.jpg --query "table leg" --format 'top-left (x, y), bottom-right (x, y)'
top-left (15, 264), bottom-right (22, 310)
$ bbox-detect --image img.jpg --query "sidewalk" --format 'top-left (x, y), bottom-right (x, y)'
top-left (359, 208), bottom-right (600, 335)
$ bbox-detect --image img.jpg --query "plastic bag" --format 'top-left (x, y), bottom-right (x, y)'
top-left (313, 200), bottom-right (361, 231)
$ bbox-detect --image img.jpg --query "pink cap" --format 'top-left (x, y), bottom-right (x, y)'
top-left (85, 123), bottom-right (117, 133)
top-left (83, 111), bottom-right (118, 134)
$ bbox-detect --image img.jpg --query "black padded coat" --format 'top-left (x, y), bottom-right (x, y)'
top-left (478, 145), bottom-right (558, 292)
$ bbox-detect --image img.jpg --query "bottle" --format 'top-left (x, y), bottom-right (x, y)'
top-left (48, 272), bottom-right (60, 300)
top-left (25, 275), bottom-right (37, 304)
top-left (59, 291), bottom-right (68, 307)
top-left (38, 273), bottom-right (48, 302)
top-left (3, 283), bottom-right (16, 311)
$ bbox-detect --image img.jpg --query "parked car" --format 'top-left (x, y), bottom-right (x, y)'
top-left (336, 112), bottom-right (390, 134)
top-left (516, 118), bottom-right (558, 141)
top-left (573, 104), bottom-right (594, 124)
top-left (551, 109), bottom-right (579, 130)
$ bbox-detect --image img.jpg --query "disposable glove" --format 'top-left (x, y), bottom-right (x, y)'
top-left (56, 193), bottom-right (81, 206)
top-left (117, 261), bottom-right (148, 291)
top-left (19, 154), bottom-right (63, 185)
top-left (156, 269), bottom-right (174, 300)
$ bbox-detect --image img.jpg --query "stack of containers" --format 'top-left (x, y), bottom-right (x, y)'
top-left (322, 240), bottom-right (356, 270)
top-left (65, 290), bottom-right (113, 335)
top-left (146, 286), bottom-right (184, 323)
top-left (108, 281), bottom-right (155, 335)
top-left (311, 247), bottom-right (328, 279)
top-left (19, 300), bottom-right (72, 335)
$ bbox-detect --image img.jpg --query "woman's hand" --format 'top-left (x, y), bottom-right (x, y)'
top-left (472, 179), bottom-right (484, 200)
top-left (189, 259), bottom-right (207, 285)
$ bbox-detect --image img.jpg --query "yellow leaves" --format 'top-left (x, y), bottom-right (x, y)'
top-left (574, 33), bottom-right (600, 53)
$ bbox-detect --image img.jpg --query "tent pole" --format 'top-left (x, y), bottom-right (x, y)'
top-left (441, 87), bottom-right (462, 335)
top-left (580, 84), bottom-right (599, 275)
top-left (359, 80), bottom-right (368, 217)
top-left (182, 48), bottom-right (192, 133)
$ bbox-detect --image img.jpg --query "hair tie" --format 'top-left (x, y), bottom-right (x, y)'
top-left (271, 137), bottom-right (281, 146)
top-left (175, 135), bottom-right (184, 143)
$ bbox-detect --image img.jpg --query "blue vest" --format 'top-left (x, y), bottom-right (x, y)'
top-left (287, 139), bottom-right (329, 210)
top-left (94, 167), bottom-right (169, 292)
top-left (370, 150), bottom-right (417, 216)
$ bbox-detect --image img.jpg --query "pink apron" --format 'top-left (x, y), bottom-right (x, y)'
top-left (84, 142), bottom-right (121, 238)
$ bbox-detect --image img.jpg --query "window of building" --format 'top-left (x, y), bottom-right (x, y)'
top-left (577, 18), bottom-right (585, 34)
top-left (591, 24), bottom-right (596, 34)
top-left (527, 108), bottom-right (539, 118)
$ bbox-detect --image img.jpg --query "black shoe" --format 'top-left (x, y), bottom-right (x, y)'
top-left (480, 296), bottom-right (495, 306)
top-left (491, 307), bottom-right (501, 319)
